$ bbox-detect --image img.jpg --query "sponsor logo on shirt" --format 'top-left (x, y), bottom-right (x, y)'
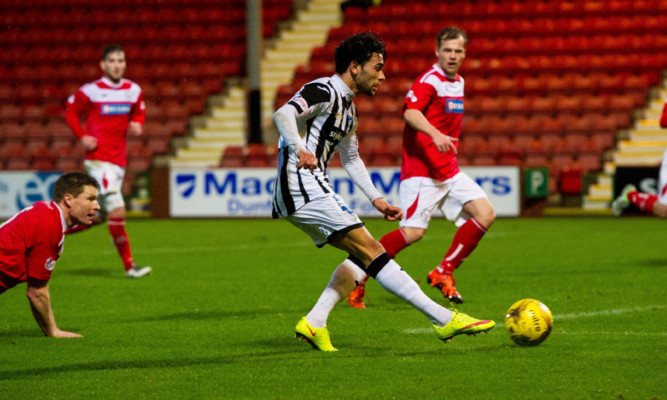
top-left (100, 103), bottom-right (131, 115)
top-left (291, 96), bottom-right (309, 112)
top-left (45, 257), bottom-right (56, 271)
top-left (446, 99), bottom-right (464, 113)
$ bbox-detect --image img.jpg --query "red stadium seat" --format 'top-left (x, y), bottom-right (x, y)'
top-left (5, 155), bottom-right (32, 171)
top-left (31, 147), bottom-right (55, 171)
top-left (54, 156), bottom-right (83, 172)
top-left (505, 96), bottom-right (532, 117)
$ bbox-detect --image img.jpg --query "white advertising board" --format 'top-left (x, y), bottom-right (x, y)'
top-left (170, 166), bottom-right (520, 218)
top-left (0, 172), bottom-right (62, 218)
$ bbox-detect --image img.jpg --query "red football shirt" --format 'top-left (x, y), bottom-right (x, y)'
top-left (0, 201), bottom-right (67, 282)
top-left (401, 64), bottom-right (464, 181)
top-left (65, 76), bottom-right (146, 167)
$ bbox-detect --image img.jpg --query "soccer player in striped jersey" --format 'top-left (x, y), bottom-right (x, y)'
top-left (348, 26), bottom-right (496, 307)
top-left (272, 32), bottom-right (494, 351)
top-left (0, 172), bottom-right (100, 337)
top-left (65, 44), bottom-right (151, 279)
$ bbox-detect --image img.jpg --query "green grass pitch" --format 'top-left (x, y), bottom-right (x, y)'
top-left (1, 217), bottom-right (665, 399)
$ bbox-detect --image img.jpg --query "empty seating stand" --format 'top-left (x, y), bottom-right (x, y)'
top-left (272, 0), bottom-right (667, 197)
top-left (1, 0), bottom-right (293, 181)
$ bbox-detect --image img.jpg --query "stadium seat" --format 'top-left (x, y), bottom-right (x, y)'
top-left (0, 105), bottom-right (21, 122)
top-left (245, 143), bottom-right (272, 167)
top-left (31, 147), bottom-right (55, 171)
top-left (126, 154), bottom-right (152, 171)
top-left (554, 95), bottom-right (584, 115)
top-left (219, 145), bottom-right (245, 168)
top-left (5, 155), bottom-right (32, 171)
top-left (145, 136), bottom-right (170, 156)
top-left (564, 115), bottom-right (593, 136)
top-left (2, 123), bottom-right (25, 141)
top-left (505, 96), bottom-right (532, 117)
top-left (531, 96), bottom-right (557, 116)
top-left (0, 141), bottom-right (25, 159)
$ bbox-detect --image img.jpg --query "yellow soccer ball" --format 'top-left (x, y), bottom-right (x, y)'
top-left (505, 298), bottom-right (553, 347)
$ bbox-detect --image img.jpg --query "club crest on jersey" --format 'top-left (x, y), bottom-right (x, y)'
top-left (101, 103), bottom-right (131, 115)
top-left (446, 99), bottom-right (464, 113)
top-left (44, 257), bottom-right (56, 271)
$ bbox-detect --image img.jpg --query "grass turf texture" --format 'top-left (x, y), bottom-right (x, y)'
top-left (1, 217), bottom-right (665, 399)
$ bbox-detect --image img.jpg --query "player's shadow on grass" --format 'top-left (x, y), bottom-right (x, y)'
top-left (643, 258), bottom-right (667, 267)
top-left (0, 329), bottom-right (42, 338)
top-left (0, 351), bottom-right (297, 380)
top-left (122, 308), bottom-right (305, 323)
top-left (59, 267), bottom-right (115, 278)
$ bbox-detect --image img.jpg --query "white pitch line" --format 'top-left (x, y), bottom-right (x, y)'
top-left (554, 305), bottom-right (664, 320)
top-left (402, 305), bottom-right (666, 334)
top-left (556, 331), bottom-right (667, 337)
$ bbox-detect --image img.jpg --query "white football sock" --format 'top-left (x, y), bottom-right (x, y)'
top-left (375, 259), bottom-right (453, 327)
top-left (306, 259), bottom-right (366, 328)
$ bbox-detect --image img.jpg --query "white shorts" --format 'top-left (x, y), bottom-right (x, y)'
top-left (84, 160), bottom-right (126, 213)
top-left (659, 148), bottom-right (667, 206)
top-left (399, 172), bottom-right (488, 229)
top-left (286, 194), bottom-right (364, 247)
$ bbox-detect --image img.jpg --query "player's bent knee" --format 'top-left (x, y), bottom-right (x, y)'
top-left (330, 259), bottom-right (367, 294)
top-left (400, 227), bottom-right (425, 244)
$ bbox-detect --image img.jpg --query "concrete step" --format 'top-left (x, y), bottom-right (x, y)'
top-left (617, 139), bottom-right (667, 152)
top-left (588, 183), bottom-right (612, 198)
top-left (614, 151), bottom-right (664, 166)
top-left (169, 158), bottom-right (216, 168)
top-left (596, 174), bottom-right (613, 186)
top-left (630, 129), bottom-right (667, 141)
top-left (582, 198), bottom-right (611, 210)
top-left (634, 119), bottom-right (661, 130)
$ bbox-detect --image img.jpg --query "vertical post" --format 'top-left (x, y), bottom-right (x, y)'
top-left (247, 0), bottom-right (263, 144)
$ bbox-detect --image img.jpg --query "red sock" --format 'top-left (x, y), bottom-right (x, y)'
top-left (108, 217), bottom-right (134, 271)
top-left (439, 218), bottom-right (487, 274)
top-left (379, 228), bottom-right (410, 259)
top-left (65, 224), bottom-right (90, 235)
top-left (628, 191), bottom-right (658, 214)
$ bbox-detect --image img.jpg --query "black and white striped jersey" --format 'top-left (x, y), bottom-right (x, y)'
top-left (272, 75), bottom-right (360, 218)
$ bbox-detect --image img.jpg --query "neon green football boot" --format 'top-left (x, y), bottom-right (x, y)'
top-left (434, 311), bottom-right (495, 342)
top-left (611, 184), bottom-right (637, 216)
top-left (295, 317), bottom-right (338, 352)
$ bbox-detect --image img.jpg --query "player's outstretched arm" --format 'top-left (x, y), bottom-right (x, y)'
top-left (26, 279), bottom-right (82, 338)
top-left (373, 198), bottom-right (403, 221)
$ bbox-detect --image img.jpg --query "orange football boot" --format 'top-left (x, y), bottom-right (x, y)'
top-left (427, 267), bottom-right (463, 304)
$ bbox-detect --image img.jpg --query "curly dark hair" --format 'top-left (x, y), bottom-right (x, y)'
top-left (53, 171), bottom-right (100, 202)
top-left (334, 32), bottom-right (387, 74)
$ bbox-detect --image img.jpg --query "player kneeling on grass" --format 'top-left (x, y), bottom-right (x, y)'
top-left (0, 172), bottom-right (100, 337)
top-left (271, 32), bottom-right (494, 351)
